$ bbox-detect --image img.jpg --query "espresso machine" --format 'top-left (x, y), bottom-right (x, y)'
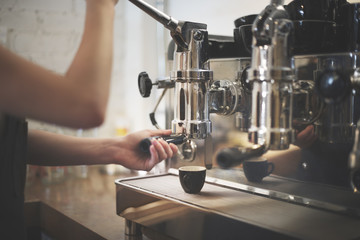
top-left (116, 0), bottom-right (360, 239)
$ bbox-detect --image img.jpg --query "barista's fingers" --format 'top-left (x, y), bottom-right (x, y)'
top-left (169, 143), bottom-right (178, 155)
top-left (296, 125), bottom-right (313, 141)
top-left (149, 129), bottom-right (172, 138)
top-left (295, 125), bottom-right (317, 148)
top-left (303, 125), bottom-right (317, 143)
top-left (308, 131), bottom-right (318, 144)
top-left (158, 139), bottom-right (174, 159)
top-left (151, 139), bottom-right (167, 161)
top-left (147, 145), bottom-right (159, 171)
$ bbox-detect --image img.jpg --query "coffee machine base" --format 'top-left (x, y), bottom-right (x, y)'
top-left (115, 168), bottom-right (360, 240)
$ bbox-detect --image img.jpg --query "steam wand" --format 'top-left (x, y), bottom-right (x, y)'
top-left (348, 119), bottom-right (360, 193)
top-left (149, 88), bottom-right (168, 129)
top-left (137, 71), bottom-right (175, 129)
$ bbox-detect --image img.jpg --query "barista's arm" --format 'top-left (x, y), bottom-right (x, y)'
top-left (263, 125), bottom-right (316, 177)
top-left (27, 129), bottom-right (178, 171)
top-left (263, 145), bottom-right (302, 177)
top-left (0, 0), bottom-right (117, 129)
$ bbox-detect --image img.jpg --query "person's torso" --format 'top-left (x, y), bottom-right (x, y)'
top-left (0, 114), bottom-right (28, 239)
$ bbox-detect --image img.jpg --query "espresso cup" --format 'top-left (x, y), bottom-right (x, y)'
top-left (243, 158), bottom-right (274, 183)
top-left (179, 166), bottom-right (206, 194)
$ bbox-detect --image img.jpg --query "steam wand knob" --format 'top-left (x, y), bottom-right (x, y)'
top-left (138, 71), bottom-right (175, 98)
top-left (138, 71), bottom-right (153, 98)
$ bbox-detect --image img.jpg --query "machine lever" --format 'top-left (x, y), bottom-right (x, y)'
top-left (128, 0), bottom-right (188, 49)
top-left (128, 0), bottom-right (179, 32)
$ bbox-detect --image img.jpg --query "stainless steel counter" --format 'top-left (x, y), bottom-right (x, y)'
top-left (116, 168), bottom-right (360, 240)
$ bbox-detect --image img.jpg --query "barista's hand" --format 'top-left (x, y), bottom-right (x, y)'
top-left (112, 129), bottom-right (178, 171)
top-left (293, 125), bottom-right (317, 149)
top-left (86, 0), bottom-right (119, 6)
top-left (109, 0), bottom-right (119, 5)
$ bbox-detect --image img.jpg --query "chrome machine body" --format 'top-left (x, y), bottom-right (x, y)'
top-left (247, 1), bottom-right (294, 151)
top-left (116, 0), bottom-right (360, 239)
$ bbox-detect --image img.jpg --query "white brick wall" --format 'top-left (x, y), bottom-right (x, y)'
top-left (0, 0), bottom-right (161, 137)
top-left (0, 0), bottom-right (84, 72)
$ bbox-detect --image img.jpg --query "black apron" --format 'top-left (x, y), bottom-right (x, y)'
top-left (0, 114), bottom-right (28, 239)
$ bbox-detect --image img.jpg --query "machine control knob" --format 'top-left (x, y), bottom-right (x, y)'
top-left (138, 71), bottom-right (153, 98)
top-left (240, 65), bottom-right (252, 92)
top-left (315, 70), bottom-right (350, 104)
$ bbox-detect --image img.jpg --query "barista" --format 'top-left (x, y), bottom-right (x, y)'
top-left (265, 125), bottom-right (317, 178)
top-left (267, 124), bottom-right (353, 188)
top-left (0, 0), bottom-right (177, 239)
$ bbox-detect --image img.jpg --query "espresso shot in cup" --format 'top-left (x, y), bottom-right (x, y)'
top-left (179, 166), bottom-right (206, 194)
top-left (243, 158), bottom-right (274, 183)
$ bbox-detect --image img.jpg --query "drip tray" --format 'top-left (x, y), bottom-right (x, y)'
top-left (116, 171), bottom-right (360, 240)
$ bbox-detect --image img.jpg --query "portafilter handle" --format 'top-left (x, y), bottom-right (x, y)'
top-left (139, 135), bottom-right (187, 153)
top-left (216, 145), bottom-right (267, 169)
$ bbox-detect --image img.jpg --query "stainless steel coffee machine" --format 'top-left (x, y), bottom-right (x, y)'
top-left (134, 0), bottom-right (360, 187)
top-left (116, 0), bottom-right (360, 239)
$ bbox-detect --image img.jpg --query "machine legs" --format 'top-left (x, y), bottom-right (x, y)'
top-left (125, 219), bottom-right (142, 240)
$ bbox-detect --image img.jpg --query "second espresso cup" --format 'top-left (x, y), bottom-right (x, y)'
top-left (179, 166), bottom-right (206, 194)
top-left (243, 158), bottom-right (274, 183)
